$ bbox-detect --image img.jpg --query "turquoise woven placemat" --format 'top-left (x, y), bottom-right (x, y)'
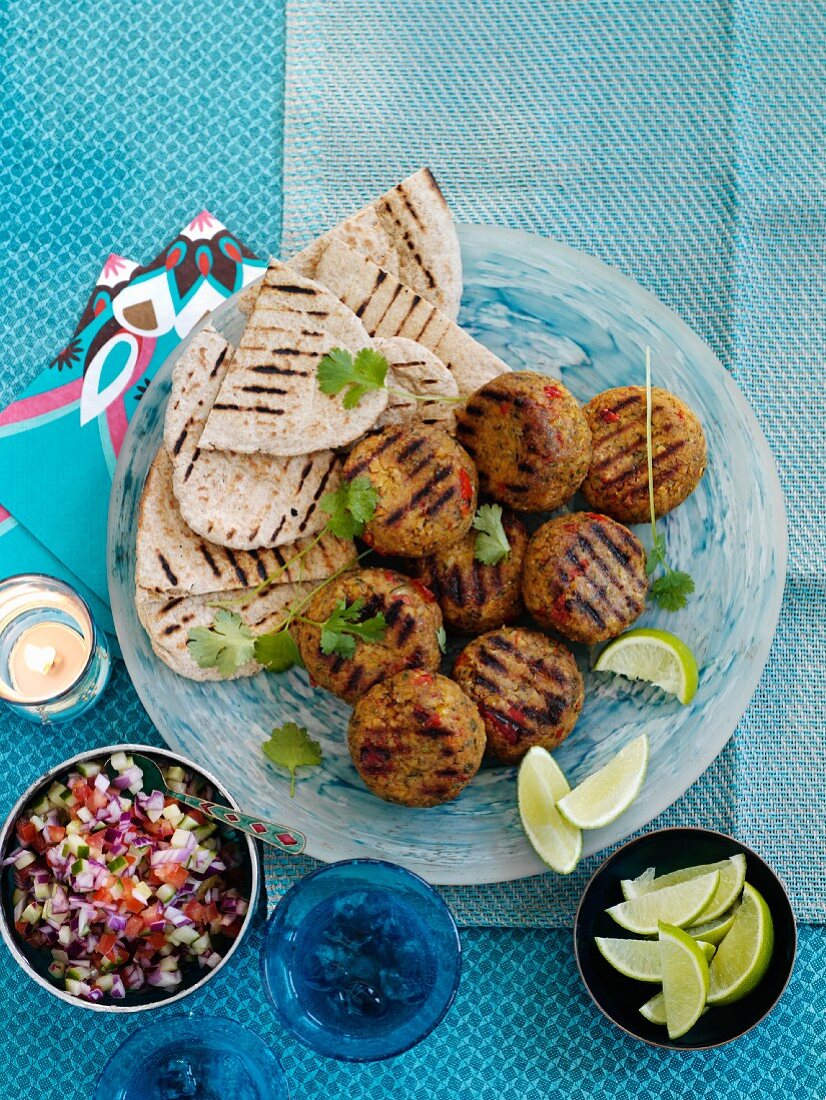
top-left (264, 0), bottom-right (826, 926)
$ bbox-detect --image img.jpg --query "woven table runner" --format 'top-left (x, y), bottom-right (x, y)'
top-left (264, 0), bottom-right (826, 927)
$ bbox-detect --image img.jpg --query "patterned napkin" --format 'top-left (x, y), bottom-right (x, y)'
top-left (0, 214), bottom-right (266, 615)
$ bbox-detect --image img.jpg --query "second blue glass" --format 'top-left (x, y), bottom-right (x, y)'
top-left (261, 859), bottom-right (462, 1061)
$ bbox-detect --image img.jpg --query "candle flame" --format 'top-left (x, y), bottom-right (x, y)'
top-left (23, 643), bottom-right (58, 676)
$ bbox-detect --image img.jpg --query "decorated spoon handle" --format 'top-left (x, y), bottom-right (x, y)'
top-left (173, 791), bottom-right (306, 855)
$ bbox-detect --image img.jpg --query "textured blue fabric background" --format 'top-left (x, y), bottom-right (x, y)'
top-left (1, 1), bottom-right (824, 1097)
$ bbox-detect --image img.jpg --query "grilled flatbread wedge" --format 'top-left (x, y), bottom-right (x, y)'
top-left (164, 326), bottom-right (342, 550)
top-left (198, 262), bottom-right (387, 456)
top-left (373, 337), bottom-right (459, 433)
top-left (291, 168), bottom-right (462, 320)
top-left (136, 449), bottom-right (355, 596)
top-left (307, 238), bottom-right (509, 395)
top-left (136, 582), bottom-right (314, 681)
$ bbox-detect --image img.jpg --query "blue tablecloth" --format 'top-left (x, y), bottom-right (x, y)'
top-left (1, 2), bottom-right (824, 1098)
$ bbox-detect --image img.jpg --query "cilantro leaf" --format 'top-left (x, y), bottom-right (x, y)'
top-left (318, 598), bottom-right (387, 657)
top-left (317, 347), bottom-right (389, 409)
top-left (254, 629), bottom-right (303, 672)
top-left (436, 625), bottom-right (447, 655)
top-left (650, 571), bottom-right (695, 612)
top-left (472, 503), bottom-right (511, 565)
top-left (320, 476), bottom-right (378, 539)
top-left (261, 722), bottom-right (323, 797)
top-left (646, 531), bottom-right (667, 576)
top-left (187, 611), bottom-right (255, 677)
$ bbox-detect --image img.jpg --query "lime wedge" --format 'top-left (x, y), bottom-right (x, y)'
top-left (597, 937), bottom-right (715, 982)
top-left (556, 734), bottom-right (648, 830)
top-left (707, 883), bottom-right (774, 1005)
top-left (621, 854), bottom-right (746, 921)
top-left (639, 990), bottom-right (710, 1026)
top-left (607, 871), bottom-right (720, 935)
top-left (517, 747), bottom-right (581, 874)
top-left (659, 921), bottom-right (711, 1039)
top-left (687, 905), bottom-right (740, 946)
top-left (594, 628), bottom-right (699, 705)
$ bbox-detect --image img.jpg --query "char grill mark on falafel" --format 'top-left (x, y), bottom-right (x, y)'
top-left (344, 427), bottom-right (407, 478)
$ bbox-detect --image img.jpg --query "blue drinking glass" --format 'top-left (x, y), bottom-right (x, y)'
top-left (93, 1014), bottom-right (289, 1100)
top-left (261, 859), bottom-right (462, 1062)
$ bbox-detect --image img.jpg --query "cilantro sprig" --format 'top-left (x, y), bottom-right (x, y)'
top-left (472, 503), bottom-right (511, 566)
top-left (318, 598), bottom-right (386, 657)
top-left (317, 347), bottom-right (465, 410)
top-left (320, 477), bottom-right (378, 540)
top-left (261, 722), bottom-right (323, 796)
top-left (188, 610), bottom-right (255, 677)
top-left (644, 348), bottom-right (695, 612)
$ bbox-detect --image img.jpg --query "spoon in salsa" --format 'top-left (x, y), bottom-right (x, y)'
top-left (105, 752), bottom-right (306, 855)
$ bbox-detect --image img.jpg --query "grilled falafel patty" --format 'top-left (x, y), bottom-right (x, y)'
top-left (522, 513), bottom-right (648, 643)
top-left (455, 371), bottom-right (592, 512)
top-left (453, 627), bottom-right (584, 764)
top-left (342, 424), bottom-right (478, 556)
top-left (294, 568), bottom-right (443, 703)
top-left (348, 670), bottom-right (485, 807)
top-left (415, 510), bottom-right (528, 633)
top-left (581, 386), bottom-right (707, 523)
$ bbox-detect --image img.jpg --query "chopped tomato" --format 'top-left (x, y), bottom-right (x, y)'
top-left (45, 825), bottom-right (66, 844)
top-left (16, 820), bottom-right (36, 846)
top-left (87, 790), bottom-right (109, 812)
top-left (98, 932), bottom-right (117, 957)
top-left (147, 932), bottom-right (167, 950)
top-left (124, 916), bottom-right (144, 939)
top-left (153, 864), bottom-right (188, 889)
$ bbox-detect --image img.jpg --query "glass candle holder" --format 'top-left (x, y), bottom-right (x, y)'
top-left (93, 1014), bottom-right (290, 1100)
top-left (0, 574), bottom-right (111, 724)
top-left (261, 859), bottom-right (462, 1062)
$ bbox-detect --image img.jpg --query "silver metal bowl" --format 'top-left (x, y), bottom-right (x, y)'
top-left (0, 743), bottom-right (260, 1013)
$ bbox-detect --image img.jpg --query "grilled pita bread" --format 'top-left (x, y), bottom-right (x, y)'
top-left (307, 238), bottom-right (509, 396)
top-left (164, 327), bottom-right (343, 550)
top-left (136, 582), bottom-right (314, 681)
top-left (373, 337), bottom-right (459, 433)
top-left (290, 169), bottom-right (462, 320)
top-left (136, 449), bottom-right (355, 596)
top-left (198, 262), bottom-right (387, 456)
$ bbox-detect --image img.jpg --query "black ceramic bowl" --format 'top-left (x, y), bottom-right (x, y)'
top-left (574, 827), bottom-right (796, 1049)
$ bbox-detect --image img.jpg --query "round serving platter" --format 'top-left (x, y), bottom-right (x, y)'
top-left (108, 224), bottom-right (786, 885)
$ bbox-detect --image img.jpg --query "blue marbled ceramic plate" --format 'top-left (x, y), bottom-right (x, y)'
top-left (108, 225), bottom-right (787, 885)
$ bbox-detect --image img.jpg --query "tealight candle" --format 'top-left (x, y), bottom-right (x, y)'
top-left (0, 575), bottom-right (111, 724)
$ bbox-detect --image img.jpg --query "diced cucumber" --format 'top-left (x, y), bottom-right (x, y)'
top-left (48, 961), bottom-right (65, 980)
top-left (191, 933), bottom-right (211, 955)
top-left (158, 955), bottom-right (179, 972)
top-left (14, 851), bottom-right (36, 870)
top-left (170, 828), bottom-right (192, 849)
top-left (21, 902), bottom-right (42, 924)
top-left (179, 814), bottom-right (199, 831)
top-left (107, 856), bottom-right (128, 874)
top-left (57, 925), bottom-right (72, 947)
top-left (70, 858), bottom-right (87, 876)
top-left (33, 881), bottom-right (51, 902)
top-left (169, 925), bottom-right (200, 946)
top-left (30, 814), bottom-right (45, 833)
top-left (110, 752), bottom-right (131, 772)
top-left (76, 761), bottom-right (101, 778)
top-left (109, 880), bottom-right (124, 901)
top-left (11, 888), bottom-right (24, 906)
top-left (31, 795), bottom-right (51, 816)
top-left (131, 881), bottom-right (152, 905)
top-left (156, 883), bottom-right (176, 904)
top-left (94, 974), bottom-right (114, 992)
top-left (51, 949), bottom-right (69, 963)
top-left (165, 766), bottom-right (186, 783)
top-left (65, 820), bottom-right (82, 835)
top-left (65, 978), bottom-right (88, 997)
top-left (194, 823), bottom-right (217, 842)
top-left (161, 804), bottom-right (184, 826)
top-left (75, 806), bottom-right (93, 824)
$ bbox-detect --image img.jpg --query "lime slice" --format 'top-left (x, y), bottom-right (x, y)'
top-left (517, 747), bottom-right (582, 874)
top-left (639, 991), bottom-right (710, 1026)
top-left (607, 871), bottom-right (720, 935)
top-left (594, 628), bottom-right (699, 705)
top-left (597, 937), bottom-right (715, 982)
top-left (556, 734), bottom-right (648, 830)
top-left (659, 921), bottom-right (711, 1039)
top-left (621, 854), bottom-right (746, 921)
top-left (707, 883), bottom-right (774, 1005)
top-left (687, 905), bottom-right (740, 946)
